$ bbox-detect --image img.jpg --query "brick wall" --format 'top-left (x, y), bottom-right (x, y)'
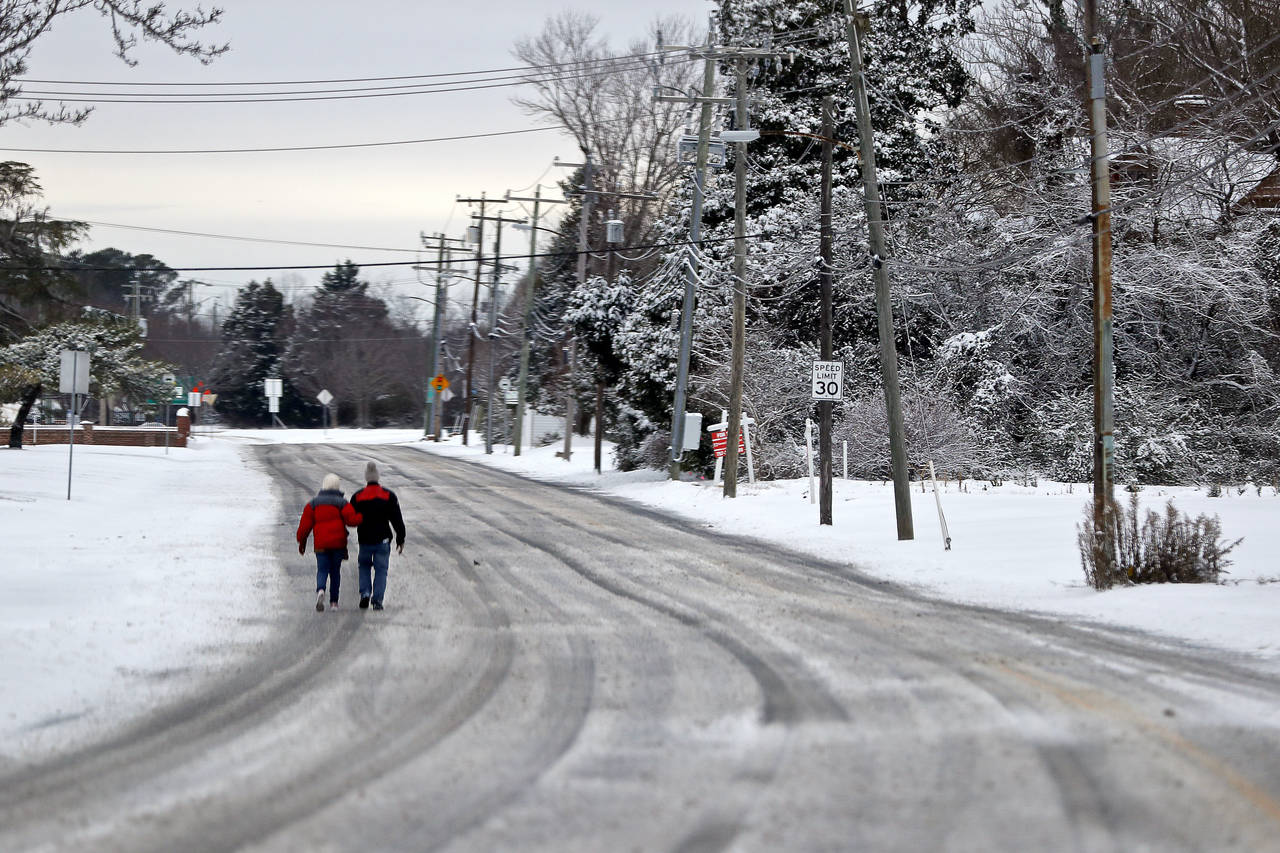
top-left (21, 423), bottom-right (186, 448)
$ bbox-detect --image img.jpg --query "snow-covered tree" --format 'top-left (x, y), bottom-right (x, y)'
top-left (208, 281), bottom-right (294, 427)
top-left (0, 314), bottom-right (166, 447)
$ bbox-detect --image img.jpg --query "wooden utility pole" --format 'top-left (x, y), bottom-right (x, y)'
top-left (843, 1), bottom-right (913, 539)
top-left (505, 185), bottom-right (566, 456)
top-left (422, 232), bottom-right (467, 440)
top-left (465, 209), bottom-right (525, 454)
top-left (456, 191), bottom-right (487, 445)
top-left (818, 97), bottom-right (835, 526)
top-left (552, 155), bottom-right (595, 462)
top-left (662, 29), bottom-right (722, 481)
top-left (1085, 0), bottom-right (1116, 566)
top-left (723, 56), bottom-right (751, 499)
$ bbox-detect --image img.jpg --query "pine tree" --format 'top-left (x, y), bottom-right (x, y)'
top-left (208, 280), bottom-right (291, 427)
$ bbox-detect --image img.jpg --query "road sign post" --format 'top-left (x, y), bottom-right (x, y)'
top-left (317, 389), bottom-right (333, 435)
top-left (59, 350), bottom-right (89, 501)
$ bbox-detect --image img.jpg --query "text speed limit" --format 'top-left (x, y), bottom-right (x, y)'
top-left (811, 361), bottom-right (844, 401)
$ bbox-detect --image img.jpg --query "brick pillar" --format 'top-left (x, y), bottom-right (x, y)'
top-left (80, 421), bottom-right (94, 445)
top-left (177, 408), bottom-right (191, 443)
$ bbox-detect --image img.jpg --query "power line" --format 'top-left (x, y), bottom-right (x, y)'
top-left (24, 232), bottom-right (772, 274)
top-left (14, 48), bottom-right (677, 88)
top-left (0, 125), bottom-right (561, 155)
top-left (72, 219), bottom-right (424, 253)
top-left (10, 55), bottom-right (691, 105)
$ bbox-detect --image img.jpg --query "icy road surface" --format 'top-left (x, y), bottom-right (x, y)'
top-left (2, 443), bottom-right (1279, 852)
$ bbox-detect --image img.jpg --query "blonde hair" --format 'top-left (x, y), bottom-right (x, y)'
top-left (321, 473), bottom-right (340, 491)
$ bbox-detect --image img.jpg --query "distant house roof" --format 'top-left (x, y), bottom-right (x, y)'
top-left (1234, 166), bottom-right (1280, 212)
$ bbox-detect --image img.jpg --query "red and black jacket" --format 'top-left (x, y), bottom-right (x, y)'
top-left (350, 484), bottom-right (407, 547)
top-left (296, 489), bottom-right (362, 552)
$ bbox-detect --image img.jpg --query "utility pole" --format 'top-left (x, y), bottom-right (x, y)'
top-left (421, 232), bottom-right (467, 440)
top-left (1085, 0), bottom-right (1116, 568)
top-left (553, 155), bottom-right (594, 462)
top-left (479, 210), bottom-right (526, 454)
top-left (818, 96), bottom-right (835, 526)
top-left (657, 27), bottom-right (729, 481)
top-left (723, 56), bottom-right (751, 498)
top-left (716, 42), bottom-right (779, 499)
top-left (456, 192), bottom-right (488, 445)
top-left (506, 184), bottom-right (567, 456)
top-left (843, 1), bottom-right (913, 539)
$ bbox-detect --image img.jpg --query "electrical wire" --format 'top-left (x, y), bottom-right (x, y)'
top-left (12, 50), bottom-right (692, 103)
top-left (15, 47), bottom-right (680, 87)
top-left (21, 232), bottom-right (774, 274)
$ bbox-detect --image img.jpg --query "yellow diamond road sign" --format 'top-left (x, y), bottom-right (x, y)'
top-left (430, 374), bottom-right (450, 392)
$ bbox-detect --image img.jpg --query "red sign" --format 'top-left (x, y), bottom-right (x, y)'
top-left (711, 429), bottom-right (745, 459)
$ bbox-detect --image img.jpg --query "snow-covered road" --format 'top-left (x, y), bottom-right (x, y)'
top-left (3, 441), bottom-right (1279, 851)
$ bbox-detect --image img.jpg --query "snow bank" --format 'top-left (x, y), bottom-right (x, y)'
top-left (0, 437), bottom-right (278, 759)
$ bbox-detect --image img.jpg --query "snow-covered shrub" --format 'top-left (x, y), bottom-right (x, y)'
top-left (612, 406), bottom-right (668, 472)
top-left (1077, 493), bottom-right (1240, 589)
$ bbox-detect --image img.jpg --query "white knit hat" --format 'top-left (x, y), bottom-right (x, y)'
top-left (321, 473), bottom-right (340, 491)
top-left (365, 461), bottom-right (379, 483)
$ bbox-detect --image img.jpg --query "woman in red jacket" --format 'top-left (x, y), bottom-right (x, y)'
top-left (297, 473), bottom-right (362, 611)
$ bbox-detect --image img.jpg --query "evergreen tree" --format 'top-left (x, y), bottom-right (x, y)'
top-left (0, 162), bottom-right (87, 343)
top-left (208, 280), bottom-right (291, 427)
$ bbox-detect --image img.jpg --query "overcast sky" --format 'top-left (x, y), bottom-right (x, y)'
top-left (3, 1), bottom-right (710, 309)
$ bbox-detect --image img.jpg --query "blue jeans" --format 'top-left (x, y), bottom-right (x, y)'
top-left (315, 550), bottom-right (343, 602)
top-left (358, 541), bottom-right (391, 604)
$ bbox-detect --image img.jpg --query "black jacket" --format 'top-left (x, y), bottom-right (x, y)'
top-left (350, 483), bottom-right (407, 547)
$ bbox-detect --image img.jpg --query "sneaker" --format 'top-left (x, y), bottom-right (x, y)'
top-left (316, 590), bottom-right (326, 612)
top-left (329, 600), bottom-right (339, 610)
top-left (371, 601), bottom-right (384, 611)
top-left (359, 596), bottom-right (370, 610)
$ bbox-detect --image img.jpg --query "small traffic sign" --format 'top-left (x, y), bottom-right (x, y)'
top-left (498, 376), bottom-right (512, 392)
top-left (430, 374), bottom-right (450, 392)
top-left (504, 390), bottom-right (518, 405)
top-left (811, 361), bottom-right (844, 401)
top-left (317, 389), bottom-right (334, 406)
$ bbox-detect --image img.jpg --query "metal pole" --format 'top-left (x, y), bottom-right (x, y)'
top-left (723, 56), bottom-right (750, 499)
top-left (564, 155), bottom-right (593, 463)
top-left (464, 193), bottom-right (487, 445)
top-left (844, 1), bottom-right (913, 539)
top-left (819, 96), bottom-right (835, 526)
top-left (66, 391), bottom-right (75, 501)
top-left (486, 219), bottom-right (504, 454)
top-left (425, 234), bottom-right (448, 439)
top-left (1086, 0), bottom-right (1116, 569)
top-left (514, 186), bottom-right (542, 457)
top-left (669, 32), bottom-right (718, 480)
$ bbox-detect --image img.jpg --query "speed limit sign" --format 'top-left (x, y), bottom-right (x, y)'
top-left (811, 361), bottom-right (844, 401)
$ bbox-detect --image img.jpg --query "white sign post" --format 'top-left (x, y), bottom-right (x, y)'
top-left (317, 389), bottom-right (333, 434)
top-left (59, 350), bottom-right (90, 501)
top-left (805, 418), bottom-right (816, 504)
top-left (264, 378), bottom-right (283, 426)
top-left (811, 361), bottom-right (844, 401)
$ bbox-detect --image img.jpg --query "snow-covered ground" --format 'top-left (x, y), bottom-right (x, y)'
top-left (1, 436), bottom-right (280, 760)
top-left (4, 426), bottom-right (1276, 760)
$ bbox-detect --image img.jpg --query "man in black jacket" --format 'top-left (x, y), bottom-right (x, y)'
top-left (351, 461), bottom-right (407, 610)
